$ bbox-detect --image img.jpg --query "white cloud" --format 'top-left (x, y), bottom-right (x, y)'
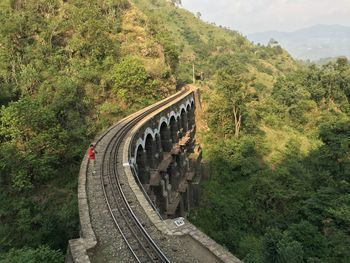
top-left (181, 0), bottom-right (350, 33)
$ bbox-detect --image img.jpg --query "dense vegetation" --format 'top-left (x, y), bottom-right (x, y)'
top-left (0, 0), bottom-right (175, 261)
top-left (190, 58), bottom-right (350, 262)
top-left (0, 0), bottom-right (348, 262)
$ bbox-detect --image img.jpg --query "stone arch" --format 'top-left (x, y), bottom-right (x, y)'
top-left (180, 108), bottom-right (188, 133)
top-left (179, 104), bottom-right (187, 114)
top-left (143, 127), bottom-right (156, 142)
top-left (185, 100), bottom-right (191, 110)
top-left (186, 104), bottom-right (194, 129)
top-left (133, 138), bottom-right (144, 164)
top-left (157, 116), bottom-right (169, 135)
top-left (136, 145), bottom-right (149, 185)
top-left (169, 116), bottom-right (178, 144)
top-left (145, 134), bottom-right (156, 169)
top-left (160, 122), bottom-right (171, 152)
top-left (168, 111), bottom-right (177, 122)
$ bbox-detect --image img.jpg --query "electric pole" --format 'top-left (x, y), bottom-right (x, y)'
top-left (192, 63), bottom-right (195, 84)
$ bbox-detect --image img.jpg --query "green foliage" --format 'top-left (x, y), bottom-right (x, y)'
top-left (0, 0), bottom-right (180, 257)
top-left (272, 75), bottom-right (315, 124)
top-left (317, 119), bottom-right (350, 175)
top-left (275, 238), bottom-right (303, 263)
top-left (192, 55), bottom-right (350, 262)
top-left (0, 0), bottom-right (131, 257)
top-left (0, 246), bottom-right (63, 263)
top-left (112, 57), bottom-right (159, 105)
top-left (156, 32), bottom-right (180, 72)
top-left (206, 61), bottom-right (258, 137)
top-left (0, 80), bottom-right (88, 191)
top-left (287, 221), bottom-right (328, 261)
top-left (261, 228), bottom-right (304, 263)
top-left (0, 82), bottom-right (84, 252)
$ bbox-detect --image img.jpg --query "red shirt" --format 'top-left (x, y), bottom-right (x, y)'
top-left (88, 147), bottom-right (96, 160)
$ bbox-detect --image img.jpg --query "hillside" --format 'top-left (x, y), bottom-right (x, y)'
top-left (248, 24), bottom-right (350, 61)
top-left (1, 0), bottom-right (349, 262)
top-left (132, 0), bottom-right (296, 85)
top-left (0, 0), bottom-right (177, 261)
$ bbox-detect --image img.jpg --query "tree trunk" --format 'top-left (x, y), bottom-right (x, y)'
top-left (236, 114), bottom-right (241, 137)
top-left (233, 106), bottom-right (241, 137)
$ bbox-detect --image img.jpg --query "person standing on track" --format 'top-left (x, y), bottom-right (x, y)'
top-left (88, 144), bottom-right (97, 174)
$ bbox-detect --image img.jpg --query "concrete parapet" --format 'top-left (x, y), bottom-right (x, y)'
top-left (165, 219), bottom-right (241, 263)
top-left (66, 156), bottom-right (97, 263)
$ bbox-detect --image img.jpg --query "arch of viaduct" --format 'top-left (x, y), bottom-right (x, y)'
top-left (128, 94), bottom-right (198, 218)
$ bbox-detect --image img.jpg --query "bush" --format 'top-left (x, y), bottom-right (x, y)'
top-left (112, 57), bottom-right (158, 105)
top-left (0, 246), bottom-right (63, 263)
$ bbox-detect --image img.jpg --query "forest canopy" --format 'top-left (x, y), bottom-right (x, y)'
top-left (190, 58), bottom-right (350, 263)
top-left (0, 0), bottom-right (171, 260)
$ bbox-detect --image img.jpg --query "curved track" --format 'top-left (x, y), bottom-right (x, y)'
top-left (94, 89), bottom-right (188, 263)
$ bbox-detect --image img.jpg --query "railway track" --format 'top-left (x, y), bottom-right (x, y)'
top-left (94, 89), bottom-right (188, 263)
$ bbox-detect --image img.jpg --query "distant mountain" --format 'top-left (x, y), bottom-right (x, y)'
top-left (247, 24), bottom-right (350, 61)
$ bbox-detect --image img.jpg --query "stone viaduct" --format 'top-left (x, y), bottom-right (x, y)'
top-left (66, 87), bottom-right (241, 263)
top-left (129, 92), bottom-right (199, 219)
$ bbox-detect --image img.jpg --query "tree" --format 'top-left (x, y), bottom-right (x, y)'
top-left (287, 221), bottom-right (329, 261)
top-left (0, 79), bottom-right (87, 251)
top-left (272, 74), bottom-right (316, 124)
top-left (156, 32), bottom-right (180, 73)
top-left (276, 239), bottom-right (303, 263)
top-left (213, 67), bottom-right (254, 137)
top-left (262, 228), bottom-right (304, 263)
top-left (171, 0), bottom-right (182, 6)
top-left (316, 119), bottom-right (350, 180)
top-left (268, 38), bottom-right (280, 47)
top-left (112, 57), bottom-right (158, 105)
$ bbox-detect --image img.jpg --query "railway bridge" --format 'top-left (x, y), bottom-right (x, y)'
top-left (66, 86), bottom-right (241, 263)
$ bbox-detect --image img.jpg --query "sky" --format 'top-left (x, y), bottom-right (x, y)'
top-left (181, 0), bottom-right (350, 34)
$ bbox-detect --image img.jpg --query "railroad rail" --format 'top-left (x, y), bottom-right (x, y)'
top-left (66, 86), bottom-right (242, 263)
top-left (89, 88), bottom-right (190, 262)
top-left (98, 90), bottom-right (188, 262)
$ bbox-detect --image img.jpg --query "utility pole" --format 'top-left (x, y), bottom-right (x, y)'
top-left (192, 63), bottom-right (195, 84)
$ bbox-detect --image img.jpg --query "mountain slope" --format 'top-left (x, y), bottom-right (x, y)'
top-left (131, 0), bottom-right (297, 86)
top-left (0, 0), bottom-right (179, 259)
